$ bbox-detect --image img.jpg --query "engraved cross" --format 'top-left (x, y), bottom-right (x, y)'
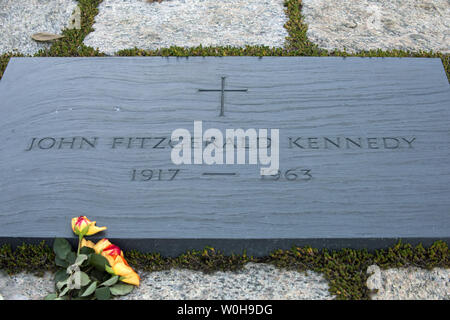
top-left (198, 76), bottom-right (248, 116)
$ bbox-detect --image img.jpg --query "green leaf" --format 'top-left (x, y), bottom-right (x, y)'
top-left (109, 283), bottom-right (134, 296)
top-left (79, 247), bottom-right (95, 255)
top-left (89, 268), bottom-right (108, 282)
top-left (89, 254), bottom-right (109, 271)
top-left (55, 256), bottom-right (69, 268)
top-left (105, 264), bottom-right (115, 275)
top-left (95, 287), bottom-right (111, 300)
top-left (53, 238), bottom-right (72, 260)
top-left (100, 276), bottom-right (119, 287)
top-left (54, 269), bottom-right (69, 283)
top-left (44, 293), bottom-right (58, 300)
top-left (66, 251), bottom-right (77, 265)
top-left (59, 287), bottom-right (70, 297)
top-left (75, 254), bottom-right (88, 266)
top-left (81, 281), bottom-right (97, 297)
top-left (79, 272), bottom-right (91, 286)
top-left (56, 279), bottom-right (68, 290)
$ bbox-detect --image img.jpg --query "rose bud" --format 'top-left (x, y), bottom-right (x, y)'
top-left (71, 216), bottom-right (107, 236)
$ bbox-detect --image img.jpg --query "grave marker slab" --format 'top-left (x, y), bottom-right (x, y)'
top-left (0, 57), bottom-right (449, 256)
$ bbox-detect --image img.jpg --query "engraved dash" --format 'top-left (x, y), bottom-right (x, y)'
top-left (202, 172), bottom-right (237, 176)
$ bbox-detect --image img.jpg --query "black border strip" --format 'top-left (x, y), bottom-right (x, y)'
top-left (1, 237), bottom-right (448, 256)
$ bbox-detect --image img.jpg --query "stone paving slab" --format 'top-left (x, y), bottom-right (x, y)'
top-left (302, 0), bottom-right (450, 54)
top-left (0, 270), bottom-right (54, 300)
top-left (367, 266), bottom-right (450, 300)
top-left (119, 264), bottom-right (333, 300)
top-left (0, 0), bottom-right (78, 55)
top-left (83, 0), bottom-right (288, 55)
top-left (1, 264), bottom-right (448, 299)
top-left (0, 264), bottom-right (333, 300)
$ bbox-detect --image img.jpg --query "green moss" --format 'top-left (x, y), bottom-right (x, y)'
top-left (0, 52), bottom-right (23, 80)
top-left (126, 247), bottom-right (253, 274)
top-left (35, 0), bottom-right (104, 57)
top-left (0, 0), bottom-right (103, 81)
top-left (116, 45), bottom-right (286, 57)
top-left (0, 242), bottom-right (56, 276)
top-left (284, 0), bottom-right (326, 55)
top-left (1, 241), bottom-right (448, 300)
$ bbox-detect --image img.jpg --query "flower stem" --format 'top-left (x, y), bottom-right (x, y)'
top-left (77, 234), bottom-right (83, 255)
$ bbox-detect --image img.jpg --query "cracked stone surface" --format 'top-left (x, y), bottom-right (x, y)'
top-left (83, 0), bottom-right (288, 55)
top-left (302, 0), bottom-right (450, 54)
top-left (0, 0), bottom-right (78, 55)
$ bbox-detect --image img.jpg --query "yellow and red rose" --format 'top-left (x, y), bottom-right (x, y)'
top-left (71, 216), bottom-right (139, 286)
top-left (110, 255), bottom-right (140, 286)
top-left (94, 239), bottom-right (124, 266)
top-left (93, 238), bottom-right (113, 254)
top-left (71, 216), bottom-right (107, 236)
top-left (93, 238), bottom-right (139, 286)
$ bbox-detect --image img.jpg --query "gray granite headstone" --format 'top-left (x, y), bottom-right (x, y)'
top-left (0, 57), bottom-right (449, 256)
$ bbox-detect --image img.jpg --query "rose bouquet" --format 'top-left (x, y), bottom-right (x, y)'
top-left (45, 216), bottom-right (139, 300)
